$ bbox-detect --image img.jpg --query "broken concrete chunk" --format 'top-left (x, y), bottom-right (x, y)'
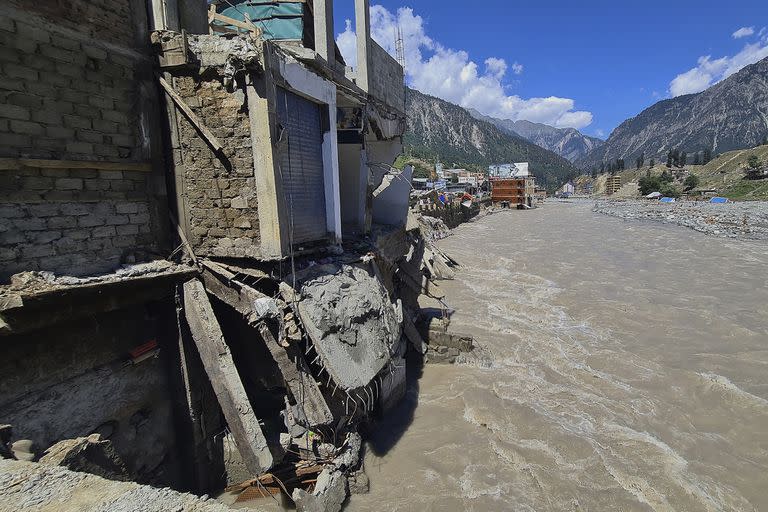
top-left (290, 263), bottom-right (401, 391)
top-left (39, 434), bottom-right (130, 481)
top-left (292, 468), bottom-right (347, 512)
top-left (347, 469), bottom-right (370, 495)
top-left (10, 439), bottom-right (35, 462)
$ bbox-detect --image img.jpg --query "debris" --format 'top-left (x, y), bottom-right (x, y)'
top-left (9, 440), bottom-right (35, 462)
top-left (159, 76), bottom-right (224, 153)
top-left (347, 469), bottom-right (370, 495)
top-left (292, 468), bottom-right (347, 512)
top-left (39, 434), bottom-right (130, 481)
top-left (182, 278), bottom-right (275, 474)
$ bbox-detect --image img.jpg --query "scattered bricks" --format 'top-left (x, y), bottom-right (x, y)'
top-left (4, 63), bottom-right (38, 81)
top-left (55, 178), bottom-right (84, 190)
top-left (10, 120), bottom-right (44, 135)
top-left (27, 203), bottom-right (60, 217)
top-left (99, 171), bottom-right (123, 180)
top-left (13, 217), bottom-right (46, 231)
top-left (116, 224), bottom-right (139, 235)
top-left (0, 104), bottom-right (30, 121)
top-left (78, 216), bottom-right (105, 228)
top-left (65, 142), bottom-right (93, 154)
top-left (129, 213), bottom-right (150, 225)
top-left (47, 217), bottom-right (77, 229)
top-left (115, 203), bottom-right (138, 214)
top-left (92, 225), bottom-right (116, 238)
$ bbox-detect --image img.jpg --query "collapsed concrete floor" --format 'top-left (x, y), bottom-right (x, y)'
top-left (0, 213), bottom-right (482, 511)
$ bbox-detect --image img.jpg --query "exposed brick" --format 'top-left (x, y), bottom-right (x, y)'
top-left (93, 144), bottom-right (120, 158)
top-left (69, 169), bottom-right (99, 179)
top-left (84, 179), bottom-right (110, 191)
top-left (110, 180), bottom-right (134, 192)
top-left (65, 141), bottom-right (93, 154)
top-left (105, 214), bottom-right (129, 225)
top-left (129, 213), bottom-right (150, 225)
top-left (30, 230), bottom-right (62, 244)
top-left (10, 120), bottom-right (44, 135)
top-left (74, 104), bottom-right (101, 119)
top-left (92, 119), bottom-right (118, 133)
top-left (112, 235), bottom-right (138, 248)
top-left (44, 99), bottom-right (75, 114)
top-left (83, 45), bottom-right (108, 60)
top-left (0, 47), bottom-right (20, 64)
top-left (92, 225), bottom-right (116, 238)
top-left (21, 244), bottom-right (55, 259)
top-left (116, 224), bottom-right (139, 235)
top-left (78, 215), bottom-right (105, 227)
top-left (0, 247), bottom-right (19, 262)
top-left (0, 77), bottom-right (25, 92)
top-left (6, 92), bottom-right (42, 108)
top-left (13, 218), bottom-right (46, 231)
top-left (22, 176), bottom-right (54, 190)
top-left (0, 230), bottom-right (25, 245)
top-left (99, 170), bottom-right (123, 180)
top-left (50, 34), bottom-right (81, 51)
top-left (0, 104), bottom-right (30, 121)
top-left (0, 133), bottom-right (32, 148)
top-left (87, 95), bottom-right (114, 110)
top-left (0, 16), bottom-right (15, 33)
top-left (63, 115), bottom-right (92, 130)
top-left (40, 72), bottom-right (70, 87)
top-left (4, 63), bottom-right (38, 81)
top-left (0, 205), bottom-right (25, 218)
top-left (109, 134), bottom-right (134, 147)
top-left (14, 22), bottom-right (51, 43)
top-left (47, 217), bottom-right (77, 229)
top-left (54, 178), bottom-right (84, 190)
top-left (55, 61), bottom-right (83, 79)
top-left (60, 203), bottom-right (90, 216)
top-left (32, 110), bottom-right (64, 125)
top-left (20, 54), bottom-right (55, 71)
top-left (46, 126), bottom-right (76, 139)
top-left (102, 110), bottom-right (129, 124)
top-left (25, 81), bottom-right (58, 98)
top-left (115, 202), bottom-right (139, 214)
top-left (76, 129), bottom-right (104, 144)
top-left (41, 45), bottom-right (85, 65)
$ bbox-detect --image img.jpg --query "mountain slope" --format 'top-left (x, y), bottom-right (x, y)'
top-left (405, 88), bottom-right (578, 189)
top-left (577, 56), bottom-right (768, 169)
top-left (468, 110), bottom-right (604, 162)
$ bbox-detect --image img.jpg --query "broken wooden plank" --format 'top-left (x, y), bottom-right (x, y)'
top-left (200, 260), bottom-right (277, 325)
top-left (402, 313), bottom-right (427, 354)
top-left (158, 76), bottom-right (224, 153)
top-left (257, 323), bottom-right (333, 427)
top-left (182, 278), bottom-right (274, 474)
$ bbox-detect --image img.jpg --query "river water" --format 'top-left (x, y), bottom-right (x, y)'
top-left (349, 201), bottom-right (768, 512)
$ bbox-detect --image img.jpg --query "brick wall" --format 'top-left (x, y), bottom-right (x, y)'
top-left (172, 76), bottom-right (262, 258)
top-left (0, 1), bottom-right (166, 281)
top-left (0, 167), bottom-right (155, 278)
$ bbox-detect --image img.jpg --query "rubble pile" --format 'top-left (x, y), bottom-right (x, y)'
top-left (593, 200), bottom-right (768, 240)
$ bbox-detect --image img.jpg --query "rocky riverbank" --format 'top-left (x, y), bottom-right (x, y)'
top-left (593, 200), bottom-right (768, 240)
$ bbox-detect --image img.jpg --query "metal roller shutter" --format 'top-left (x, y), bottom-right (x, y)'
top-left (276, 87), bottom-right (328, 244)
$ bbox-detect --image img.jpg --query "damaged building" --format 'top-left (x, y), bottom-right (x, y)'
top-left (0, 0), bottom-right (474, 509)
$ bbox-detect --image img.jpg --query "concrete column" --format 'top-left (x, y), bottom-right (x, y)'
top-left (313, 0), bottom-right (335, 64)
top-left (149, 0), bottom-right (179, 31)
top-left (354, 0), bottom-right (371, 92)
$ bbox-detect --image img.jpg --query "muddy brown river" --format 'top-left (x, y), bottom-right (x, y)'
top-left (349, 201), bottom-right (768, 511)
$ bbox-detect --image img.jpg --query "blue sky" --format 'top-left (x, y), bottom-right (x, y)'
top-left (333, 1), bottom-right (768, 138)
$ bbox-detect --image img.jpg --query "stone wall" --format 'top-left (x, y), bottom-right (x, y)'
top-left (0, 1), bottom-right (167, 280)
top-left (0, 168), bottom-right (155, 278)
top-left (172, 76), bottom-right (262, 258)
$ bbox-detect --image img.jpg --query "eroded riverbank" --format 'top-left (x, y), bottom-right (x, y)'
top-left (349, 201), bottom-right (768, 511)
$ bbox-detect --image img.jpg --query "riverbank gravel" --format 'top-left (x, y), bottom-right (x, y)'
top-left (593, 200), bottom-right (768, 240)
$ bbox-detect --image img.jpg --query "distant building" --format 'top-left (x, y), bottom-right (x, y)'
top-left (491, 176), bottom-right (535, 206)
top-left (488, 162), bottom-right (530, 178)
top-left (559, 181), bottom-right (575, 197)
top-left (606, 175), bottom-right (622, 195)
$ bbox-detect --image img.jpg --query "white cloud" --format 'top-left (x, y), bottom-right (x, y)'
top-left (595, 129), bottom-right (605, 137)
top-left (336, 5), bottom-right (592, 129)
top-left (732, 26), bottom-right (754, 39)
top-left (669, 34), bottom-right (768, 96)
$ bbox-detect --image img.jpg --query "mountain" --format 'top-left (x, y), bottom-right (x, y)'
top-left (405, 88), bottom-right (578, 189)
top-left (467, 110), bottom-right (604, 162)
top-left (576, 56), bottom-right (768, 170)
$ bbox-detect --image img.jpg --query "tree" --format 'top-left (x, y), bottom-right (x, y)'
top-left (693, 152), bottom-right (701, 165)
top-left (599, 162), bottom-right (605, 173)
top-left (703, 148), bottom-right (712, 165)
top-left (679, 151), bottom-right (687, 167)
top-left (649, 158), bottom-right (655, 168)
top-left (660, 170), bottom-right (673, 183)
top-left (747, 154), bottom-right (760, 169)
top-left (683, 174), bottom-right (699, 191)
top-left (666, 150), bottom-right (673, 168)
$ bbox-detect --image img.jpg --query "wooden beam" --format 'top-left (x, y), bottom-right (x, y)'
top-left (182, 278), bottom-right (274, 474)
top-left (158, 76), bottom-right (224, 153)
top-left (257, 323), bottom-right (333, 427)
top-left (0, 158), bottom-right (152, 172)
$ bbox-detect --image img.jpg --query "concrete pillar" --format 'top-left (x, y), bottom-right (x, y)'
top-left (149, 0), bottom-right (179, 31)
top-left (354, 0), bottom-right (371, 92)
top-left (313, 0), bottom-right (335, 64)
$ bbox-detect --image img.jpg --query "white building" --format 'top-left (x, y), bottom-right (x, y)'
top-left (488, 162), bottom-right (529, 178)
